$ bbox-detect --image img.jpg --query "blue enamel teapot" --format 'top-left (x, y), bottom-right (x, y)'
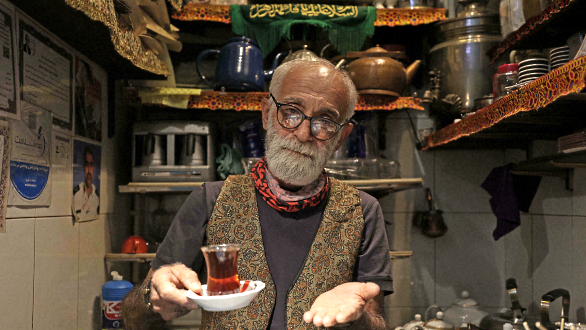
top-left (196, 37), bottom-right (285, 92)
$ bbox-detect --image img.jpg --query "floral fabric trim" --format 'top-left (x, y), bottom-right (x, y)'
top-left (424, 56), bottom-right (586, 149)
top-left (63, 0), bottom-right (169, 75)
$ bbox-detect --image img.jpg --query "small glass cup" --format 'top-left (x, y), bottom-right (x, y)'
top-left (201, 244), bottom-right (241, 296)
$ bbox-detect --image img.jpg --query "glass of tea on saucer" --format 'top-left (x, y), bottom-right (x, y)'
top-left (201, 244), bottom-right (241, 296)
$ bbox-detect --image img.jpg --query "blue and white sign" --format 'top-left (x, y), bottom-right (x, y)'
top-left (10, 161), bottom-right (49, 200)
top-left (8, 105), bottom-right (51, 206)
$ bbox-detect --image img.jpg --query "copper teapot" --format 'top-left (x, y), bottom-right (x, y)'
top-left (344, 45), bottom-right (421, 97)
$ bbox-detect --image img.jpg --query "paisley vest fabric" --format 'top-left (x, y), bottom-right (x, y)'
top-left (201, 174), bottom-right (364, 330)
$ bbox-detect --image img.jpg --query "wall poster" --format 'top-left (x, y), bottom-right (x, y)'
top-left (0, 120), bottom-right (10, 233)
top-left (0, 2), bottom-right (17, 119)
top-left (72, 139), bottom-right (100, 222)
top-left (74, 56), bottom-right (102, 141)
top-left (8, 105), bottom-right (52, 206)
top-left (18, 15), bottom-right (72, 131)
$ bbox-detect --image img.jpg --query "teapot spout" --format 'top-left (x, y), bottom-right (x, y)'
top-left (264, 51), bottom-right (287, 80)
top-left (406, 60), bottom-right (422, 86)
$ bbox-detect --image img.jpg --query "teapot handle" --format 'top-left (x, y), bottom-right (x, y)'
top-left (506, 278), bottom-right (525, 321)
top-left (425, 304), bottom-right (440, 321)
top-left (540, 288), bottom-right (570, 329)
top-left (196, 49), bottom-right (220, 88)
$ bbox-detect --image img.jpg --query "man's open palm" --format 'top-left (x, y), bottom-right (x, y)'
top-left (303, 282), bottom-right (380, 327)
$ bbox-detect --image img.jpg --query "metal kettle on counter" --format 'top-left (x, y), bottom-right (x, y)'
top-left (479, 279), bottom-right (539, 330)
top-left (540, 289), bottom-right (571, 330)
top-left (196, 37), bottom-right (285, 92)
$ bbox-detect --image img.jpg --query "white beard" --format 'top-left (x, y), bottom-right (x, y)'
top-left (264, 114), bottom-right (341, 187)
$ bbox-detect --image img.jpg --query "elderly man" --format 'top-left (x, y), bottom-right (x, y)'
top-left (122, 58), bottom-right (393, 330)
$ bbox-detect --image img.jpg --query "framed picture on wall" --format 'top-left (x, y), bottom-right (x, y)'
top-left (74, 55), bottom-right (103, 142)
top-left (72, 139), bottom-right (100, 222)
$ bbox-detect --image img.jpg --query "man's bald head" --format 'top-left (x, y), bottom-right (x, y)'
top-left (269, 58), bottom-right (357, 122)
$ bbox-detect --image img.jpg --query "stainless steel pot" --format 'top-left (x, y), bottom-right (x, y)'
top-left (425, 0), bottom-right (502, 118)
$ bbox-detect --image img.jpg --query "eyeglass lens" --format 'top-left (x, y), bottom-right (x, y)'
top-left (277, 105), bottom-right (340, 140)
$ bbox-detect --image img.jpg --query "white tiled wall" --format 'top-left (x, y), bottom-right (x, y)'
top-left (33, 217), bottom-right (80, 330)
top-left (0, 218), bottom-right (35, 330)
top-left (0, 72), bottom-right (130, 330)
top-left (383, 116), bottom-right (586, 328)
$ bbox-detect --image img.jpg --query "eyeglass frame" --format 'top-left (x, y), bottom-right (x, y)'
top-left (269, 93), bottom-right (351, 141)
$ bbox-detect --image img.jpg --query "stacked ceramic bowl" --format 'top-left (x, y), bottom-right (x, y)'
top-left (550, 46), bottom-right (570, 70)
top-left (518, 58), bottom-right (549, 84)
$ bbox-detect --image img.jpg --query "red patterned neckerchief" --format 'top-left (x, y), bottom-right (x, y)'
top-left (251, 158), bottom-right (330, 212)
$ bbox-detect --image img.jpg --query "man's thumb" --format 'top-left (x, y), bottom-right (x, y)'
top-left (362, 282), bottom-right (381, 300)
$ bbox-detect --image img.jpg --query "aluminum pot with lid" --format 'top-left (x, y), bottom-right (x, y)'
top-left (424, 0), bottom-right (502, 118)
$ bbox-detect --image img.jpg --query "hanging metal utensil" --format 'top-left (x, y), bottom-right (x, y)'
top-left (420, 188), bottom-right (447, 238)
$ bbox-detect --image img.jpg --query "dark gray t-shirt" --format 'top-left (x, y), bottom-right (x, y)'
top-left (152, 181), bottom-right (393, 330)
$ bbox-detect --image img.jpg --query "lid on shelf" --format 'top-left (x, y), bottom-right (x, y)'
top-left (498, 63), bottom-right (520, 74)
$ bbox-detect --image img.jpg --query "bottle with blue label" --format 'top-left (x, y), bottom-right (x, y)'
top-left (102, 271), bottom-right (133, 330)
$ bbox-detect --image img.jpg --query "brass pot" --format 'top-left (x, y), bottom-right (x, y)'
top-left (344, 45), bottom-right (421, 97)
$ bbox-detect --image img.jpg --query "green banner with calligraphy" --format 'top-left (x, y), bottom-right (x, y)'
top-left (230, 4), bottom-right (376, 57)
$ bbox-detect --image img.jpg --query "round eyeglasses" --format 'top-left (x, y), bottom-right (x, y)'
top-left (270, 93), bottom-right (349, 141)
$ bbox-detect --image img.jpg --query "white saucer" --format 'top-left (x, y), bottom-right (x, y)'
top-left (185, 280), bottom-right (265, 312)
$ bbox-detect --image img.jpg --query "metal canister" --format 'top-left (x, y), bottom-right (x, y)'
top-left (427, 0), bottom-right (502, 116)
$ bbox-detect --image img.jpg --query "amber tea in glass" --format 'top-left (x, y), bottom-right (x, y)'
top-left (201, 244), bottom-right (241, 295)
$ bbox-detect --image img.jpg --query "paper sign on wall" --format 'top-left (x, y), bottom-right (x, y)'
top-left (18, 16), bottom-right (72, 131)
top-left (0, 3), bottom-right (17, 118)
top-left (8, 105), bottom-right (51, 206)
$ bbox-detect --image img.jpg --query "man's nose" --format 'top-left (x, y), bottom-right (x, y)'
top-left (293, 119), bottom-right (313, 142)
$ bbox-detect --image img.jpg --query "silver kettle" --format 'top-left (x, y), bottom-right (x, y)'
top-left (479, 279), bottom-right (538, 330)
top-left (179, 134), bottom-right (204, 166)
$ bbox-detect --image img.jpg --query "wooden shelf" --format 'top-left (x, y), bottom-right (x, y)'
top-left (511, 150), bottom-right (586, 176)
top-left (119, 178), bottom-right (423, 194)
top-left (172, 3), bottom-right (446, 27)
top-left (389, 250), bottom-right (413, 259)
top-left (122, 88), bottom-right (424, 111)
top-left (105, 253), bottom-right (156, 263)
top-left (423, 56), bottom-right (586, 150)
top-left (486, 0), bottom-right (586, 64)
top-left (15, 0), bottom-right (168, 78)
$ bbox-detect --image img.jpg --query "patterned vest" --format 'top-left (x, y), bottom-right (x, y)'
top-left (200, 174), bottom-right (365, 330)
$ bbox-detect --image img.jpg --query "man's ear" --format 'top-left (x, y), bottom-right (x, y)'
top-left (334, 122), bottom-right (353, 151)
top-left (262, 97), bottom-right (271, 130)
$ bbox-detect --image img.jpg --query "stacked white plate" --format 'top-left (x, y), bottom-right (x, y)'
top-left (550, 46), bottom-right (570, 70)
top-left (518, 58), bottom-right (549, 84)
top-left (558, 131), bottom-right (586, 153)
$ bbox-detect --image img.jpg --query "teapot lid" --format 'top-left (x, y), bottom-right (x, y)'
top-left (227, 36), bottom-right (259, 48)
top-left (453, 291), bottom-right (479, 307)
top-left (345, 45), bottom-right (403, 59)
top-left (425, 312), bottom-right (456, 330)
top-left (282, 45), bottom-right (321, 63)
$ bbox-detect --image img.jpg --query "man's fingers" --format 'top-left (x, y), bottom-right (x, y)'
top-left (170, 264), bottom-right (202, 294)
top-left (151, 285), bottom-right (197, 319)
top-left (303, 310), bottom-right (318, 324)
top-left (155, 282), bottom-right (199, 309)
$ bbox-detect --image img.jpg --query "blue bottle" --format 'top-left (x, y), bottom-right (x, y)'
top-left (102, 271), bottom-right (133, 329)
